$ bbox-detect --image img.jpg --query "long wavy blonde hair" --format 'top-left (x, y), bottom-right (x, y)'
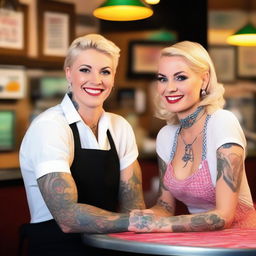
top-left (154, 41), bottom-right (225, 124)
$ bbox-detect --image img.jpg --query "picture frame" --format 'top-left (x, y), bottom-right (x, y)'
top-left (0, 4), bottom-right (28, 56)
top-left (37, 0), bottom-right (75, 61)
top-left (127, 40), bottom-right (171, 79)
top-left (0, 65), bottom-right (27, 99)
top-left (208, 45), bottom-right (236, 83)
top-left (237, 46), bottom-right (256, 78)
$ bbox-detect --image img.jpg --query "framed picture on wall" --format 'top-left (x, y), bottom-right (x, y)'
top-left (0, 4), bottom-right (28, 56)
top-left (0, 65), bottom-right (26, 99)
top-left (238, 46), bottom-right (256, 78)
top-left (37, 0), bottom-right (75, 61)
top-left (209, 46), bottom-right (236, 83)
top-left (127, 40), bottom-right (171, 79)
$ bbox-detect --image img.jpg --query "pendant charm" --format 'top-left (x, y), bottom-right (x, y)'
top-left (182, 144), bottom-right (193, 167)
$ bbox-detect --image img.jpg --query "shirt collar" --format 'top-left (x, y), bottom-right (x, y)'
top-left (60, 93), bottom-right (82, 124)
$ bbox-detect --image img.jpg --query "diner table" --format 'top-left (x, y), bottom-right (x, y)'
top-left (83, 228), bottom-right (256, 256)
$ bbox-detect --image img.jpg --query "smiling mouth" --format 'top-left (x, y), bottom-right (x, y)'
top-left (83, 87), bottom-right (104, 96)
top-left (166, 95), bottom-right (184, 103)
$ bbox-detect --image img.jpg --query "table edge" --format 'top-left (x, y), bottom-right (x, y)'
top-left (82, 233), bottom-right (256, 256)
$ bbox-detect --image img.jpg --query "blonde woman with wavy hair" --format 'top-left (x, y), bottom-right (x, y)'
top-left (129, 41), bottom-right (256, 233)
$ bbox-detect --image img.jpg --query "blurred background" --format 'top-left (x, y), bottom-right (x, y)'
top-left (0, 0), bottom-right (256, 255)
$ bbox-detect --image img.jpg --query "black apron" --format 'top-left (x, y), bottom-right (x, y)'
top-left (22, 123), bottom-right (120, 256)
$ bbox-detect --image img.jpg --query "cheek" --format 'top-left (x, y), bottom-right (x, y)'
top-left (156, 83), bottom-right (165, 95)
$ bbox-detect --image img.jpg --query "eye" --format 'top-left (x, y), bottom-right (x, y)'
top-left (156, 75), bottom-right (167, 83)
top-left (101, 69), bottom-right (111, 75)
top-left (79, 67), bottom-right (90, 73)
top-left (175, 75), bottom-right (188, 81)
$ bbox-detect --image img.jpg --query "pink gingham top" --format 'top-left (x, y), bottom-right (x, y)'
top-left (163, 115), bottom-right (256, 228)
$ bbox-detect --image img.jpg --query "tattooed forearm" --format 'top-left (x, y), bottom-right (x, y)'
top-left (119, 169), bottom-right (145, 212)
top-left (129, 211), bottom-right (225, 233)
top-left (172, 214), bottom-right (225, 232)
top-left (217, 143), bottom-right (243, 192)
top-left (38, 172), bottom-right (129, 233)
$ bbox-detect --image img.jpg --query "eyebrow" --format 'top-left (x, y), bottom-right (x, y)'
top-left (157, 71), bottom-right (185, 77)
top-left (173, 71), bottom-right (185, 76)
top-left (79, 64), bottom-right (111, 70)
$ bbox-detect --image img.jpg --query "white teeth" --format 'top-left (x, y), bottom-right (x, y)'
top-left (167, 96), bottom-right (182, 101)
top-left (84, 88), bottom-right (101, 94)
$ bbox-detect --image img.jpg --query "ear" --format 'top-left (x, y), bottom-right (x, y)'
top-left (201, 71), bottom-right (210, 90)
top-left (65, 67), bottom-right (71, 84)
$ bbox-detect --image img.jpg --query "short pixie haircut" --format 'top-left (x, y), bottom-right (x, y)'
top-left (154, 40), bottom-right (225, 124)
top-left (64, 34), bottom-right (120, 71)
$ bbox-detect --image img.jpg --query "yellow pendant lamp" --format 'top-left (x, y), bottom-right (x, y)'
top-left (145, 0), bottom-right (160, 4)
top-left (227, 0), bottom-right (256, 46)
top-left (93, 0), bottom-right (153, 21)
top-left (227, 23), bottom-right (256, 46)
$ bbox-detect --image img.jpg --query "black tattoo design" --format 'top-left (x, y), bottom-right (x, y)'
top-left (157, 155), bottom-right (169, 194)
top-left (157, 199), bottom-right (174, 214)
top-left (38, 173), bottom-right (129, 233)
top-left (119, 169), bottom-right (145, 212)
top-left (217, 143), bottom-right (243, 192)
top-left (172, 214), bottom-right (225, 232)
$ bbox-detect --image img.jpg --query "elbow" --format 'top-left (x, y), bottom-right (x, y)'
top-left (214, 212), bottom-right (234, 230)
top-left (59, 223), bottom-right (74, 233)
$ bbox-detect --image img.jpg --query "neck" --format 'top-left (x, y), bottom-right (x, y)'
top-left (180, 106), bottom-right (204, 129)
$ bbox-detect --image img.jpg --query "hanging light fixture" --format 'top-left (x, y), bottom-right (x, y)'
top-left (227, 23), bottom-right (256, 46)
top-left (93, 0), bottom-right (153, 21)
top-left (145, 0), bottom-right (160, 4)
top-left (227, 0), bottom-right (256, 46)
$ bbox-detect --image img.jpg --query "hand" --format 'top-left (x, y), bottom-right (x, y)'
top-left (128, 209), bottom-right (156, 233)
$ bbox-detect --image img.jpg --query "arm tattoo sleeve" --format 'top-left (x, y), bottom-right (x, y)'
top-left (119, 169), bottom-right (145, 212)
top-left (217, 143), bottom-right (243, 192)
top-left (38, 172), bottom-right (129, 233)
top-left (157, 155), bottom-right (168, 195)
top-left (171, 214), bottom-right (225, 232)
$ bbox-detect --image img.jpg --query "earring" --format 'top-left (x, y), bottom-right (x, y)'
top-left (201, 89), bottom-right (207, 97)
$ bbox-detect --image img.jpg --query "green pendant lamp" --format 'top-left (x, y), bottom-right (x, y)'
top-left (93, 0), bottom-right (153, 21)
top-left (227, 0), bottom-right (256, 46)
top-left (227, 23), bottom-right (256, 46)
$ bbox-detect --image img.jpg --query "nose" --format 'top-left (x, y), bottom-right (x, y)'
top-left (90, 72), bottom-right (102, 85)
top-left (166, 81), bottom-right (177, 92)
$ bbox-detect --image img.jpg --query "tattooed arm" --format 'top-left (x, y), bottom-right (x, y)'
top-left (119, 160), bottom-right (145, 212)
top-left (129, 143), bottom-right (244, 232)
top-left (38, 172), bottom-right (129, 234)
top-left (149, 155), bottom-right (176, 216)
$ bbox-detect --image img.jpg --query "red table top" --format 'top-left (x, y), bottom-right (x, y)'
top-left (109, 229), bottom-right (256, 249)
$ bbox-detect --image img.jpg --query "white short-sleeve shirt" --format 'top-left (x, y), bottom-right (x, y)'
top-left (20, 94), bottom-right (139, 223)
top-left (156, 109), bottom-right (254, 209)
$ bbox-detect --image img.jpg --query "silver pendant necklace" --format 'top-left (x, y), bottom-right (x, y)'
top-left (180, 130), bottom-right (203, 167)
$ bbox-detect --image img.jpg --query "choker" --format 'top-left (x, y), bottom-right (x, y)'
top-left (180, 106), bottom-right (204, 129)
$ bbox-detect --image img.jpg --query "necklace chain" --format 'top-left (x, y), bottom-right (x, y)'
top-left (180, 106), bottom-right (204, 129)
top-left (180, 129), bottom-right (203, 167)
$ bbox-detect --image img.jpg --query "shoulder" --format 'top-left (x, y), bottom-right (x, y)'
top-left (208, 109), bottom-right (243, 133)
top-left (207, 109), bottom-right (246, 149)
top-left (210, 109), bottom-right (240, 124)
top-left (24, 105), bottom-right (71, 142)
top-left (32, 105), bottom-right (68, 127)
top-left (105, 112), bottom-right (134, 131)
top-left (157, 124), bottom-right (179, 141)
